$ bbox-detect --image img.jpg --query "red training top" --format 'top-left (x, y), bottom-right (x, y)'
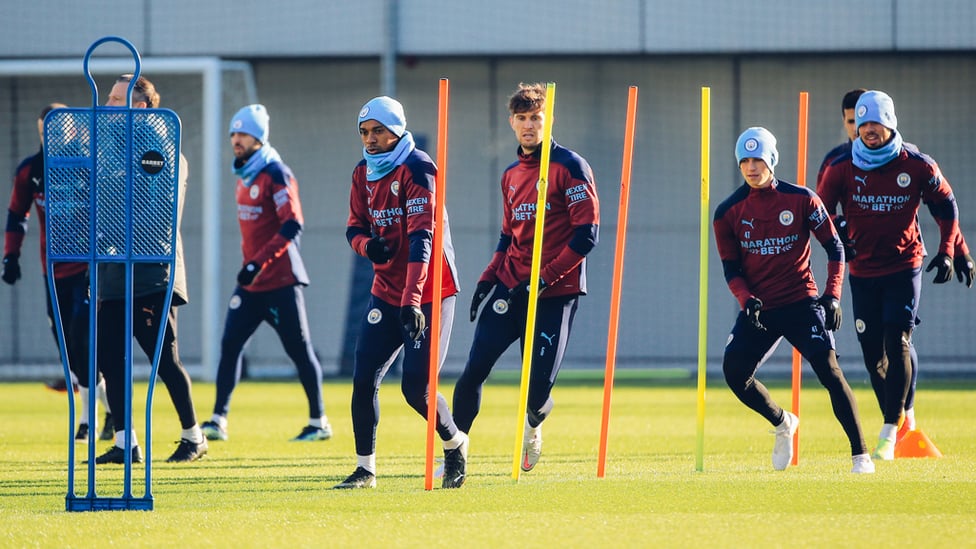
top-left (817, 144), bottom-right (959, 278)
top-left (713, 179), bottom-right (844, 310)
top-left (4, 150), bottom-right (86, 279)
top-left (346, 148), bottom-right (459, 308)
top-left (479, 141), bottom-right (600, 299)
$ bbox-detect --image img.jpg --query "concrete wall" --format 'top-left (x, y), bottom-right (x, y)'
top-left (2, 1), bottom-right (975, 57)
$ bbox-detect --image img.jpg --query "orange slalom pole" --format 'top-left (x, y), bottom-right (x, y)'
top-left (425, 78), bottom-right (449, 490)
top-left (597, 86), bottom-right (638, 478)
top-left (791, 91), bottom-right (809, 466)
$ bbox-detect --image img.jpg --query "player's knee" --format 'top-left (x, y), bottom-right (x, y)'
top-left (400, 375), bottom-right (426, 406)
top-left (808, 350), bottom-right (845, 386)
top-left (220, 335), bottom-right (245, 354)
top-left (350, 368), bottom-right (379, 393)
top-left (883, 326), bottom-right (911, 354)
top-left (721, 353), bottom-right (750, 388)
top-left (453, 370), bottom-right (475, 396)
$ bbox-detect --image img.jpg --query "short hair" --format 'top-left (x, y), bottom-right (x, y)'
top-left (39, 102), bottom-right (67, 120)
top-left (508, 82), bottom-right (546, 114)
top-left (841, 88), bottom-right (867, 112)
top-left (116, 74), bottom-right (160, 108)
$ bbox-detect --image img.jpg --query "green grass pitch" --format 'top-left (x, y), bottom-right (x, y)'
top-left (1, 374), bottom-right (974, 548)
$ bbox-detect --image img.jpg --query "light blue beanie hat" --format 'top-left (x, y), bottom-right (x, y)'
top-left (735, 127), bottom-right (778, 171)
top-left (855, 90), bottom-right (897, 131)
top-left (358, 96), bottom-right (406, 137)
top-left (229, 104), bottom-right (270, 143)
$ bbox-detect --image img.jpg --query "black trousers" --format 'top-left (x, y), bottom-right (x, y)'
top-left (351, 295), bottom-right (458, 456)
top-left (453, 284), bottom-right (578, 434)
top-left (45, 271), bottom-right (93, 388)
top-left (97, 291), bottom-right (197, 434)
top-left (722, 298), bottom-right (867, 455)
top-left (212, 285), bottom-right (324, 419)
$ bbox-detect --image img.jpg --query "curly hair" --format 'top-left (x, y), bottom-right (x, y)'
top-left (507, 82), bottom-right (546, 114)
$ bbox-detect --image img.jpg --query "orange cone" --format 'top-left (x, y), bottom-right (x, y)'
top-left (896, 418), bottom-right (911, 441)
top-left (894, 429), bottom-right (943, 458)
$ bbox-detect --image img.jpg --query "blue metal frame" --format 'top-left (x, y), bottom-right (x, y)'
top-left (44, 35), bottom-right (182, 512)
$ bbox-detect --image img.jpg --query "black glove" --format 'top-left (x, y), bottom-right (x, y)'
top-left (470, 281), bottom-right (495, 322)
top-left (364, 237), bottom-right (394, 264)
top-left (744, 297), bottom-right (765, 331)
top-left (818, 295), bottom-right (842, 331)
top-left (400, 305), bottom-right (426, 341)
top-left (954, 252), bottom-right (975, 288)
top-left (834, 215), bottom-right (856, 260)
top-left (925, 253), bottom-right (953, 284)
top-left (506, 278), bottom-right (547, 307)
top-left (1, 253), bottom-right (21, 285)
top-left (237, 261), bottom-right (261, 286)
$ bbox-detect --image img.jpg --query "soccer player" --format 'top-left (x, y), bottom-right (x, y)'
top-left (714, 127), bottom-right (873, 474)
top-left (817, 89), bottom-right (974, 444)
top-left (334, 96), bottom-right (467, 490)
top-left (815, 89), bottom-right (866, 187)
top-left (452, 83), bottom-right (600, 474)
top-left (199, 105), bottom-right (332, 444)
top-left (817, 90), bottom-right (969, 460)
top-left (94, 74), bottom-right (207, 464)
top-left (3, 103), bottom-right (113, 443)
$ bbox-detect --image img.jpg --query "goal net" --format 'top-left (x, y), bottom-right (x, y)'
top-left (0, 55), bottom-right (256, 381)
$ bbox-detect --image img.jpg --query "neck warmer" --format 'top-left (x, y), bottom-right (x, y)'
top-left (233, 144), bottom-right (282, 186)
top-left (364, 131), bottom-right (415, 181)
top-left (852, 130), bottom-right (903, 171)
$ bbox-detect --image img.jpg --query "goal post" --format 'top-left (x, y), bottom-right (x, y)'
top-left (0, 56), bottom-right (257, 381)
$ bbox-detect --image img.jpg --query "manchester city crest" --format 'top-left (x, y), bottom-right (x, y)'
top-left (367, 308), bottom-right (382, 324)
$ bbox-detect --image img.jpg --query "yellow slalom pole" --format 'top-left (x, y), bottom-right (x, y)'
top-left (512, 82), bottom-right (556, 481)
top-left (695, 87), bottom-right (710, 472)
top-left (597, 85), bottom-right (638, 478)
top-left (425, 78), bottom-right (449, 490)
top-left (790, 91), bottom-right (809, 467)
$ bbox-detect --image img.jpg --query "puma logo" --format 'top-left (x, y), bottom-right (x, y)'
top-left (413, 327), bottom-right (429, 349)
top-left (741, 218), bottom-right (754, 229)
top-left (142, 306), bottom-right (155, 327)
top-left (540, 332), bottom-right (555, 345)
top-left (854, 175), bottom-right (867, 185)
